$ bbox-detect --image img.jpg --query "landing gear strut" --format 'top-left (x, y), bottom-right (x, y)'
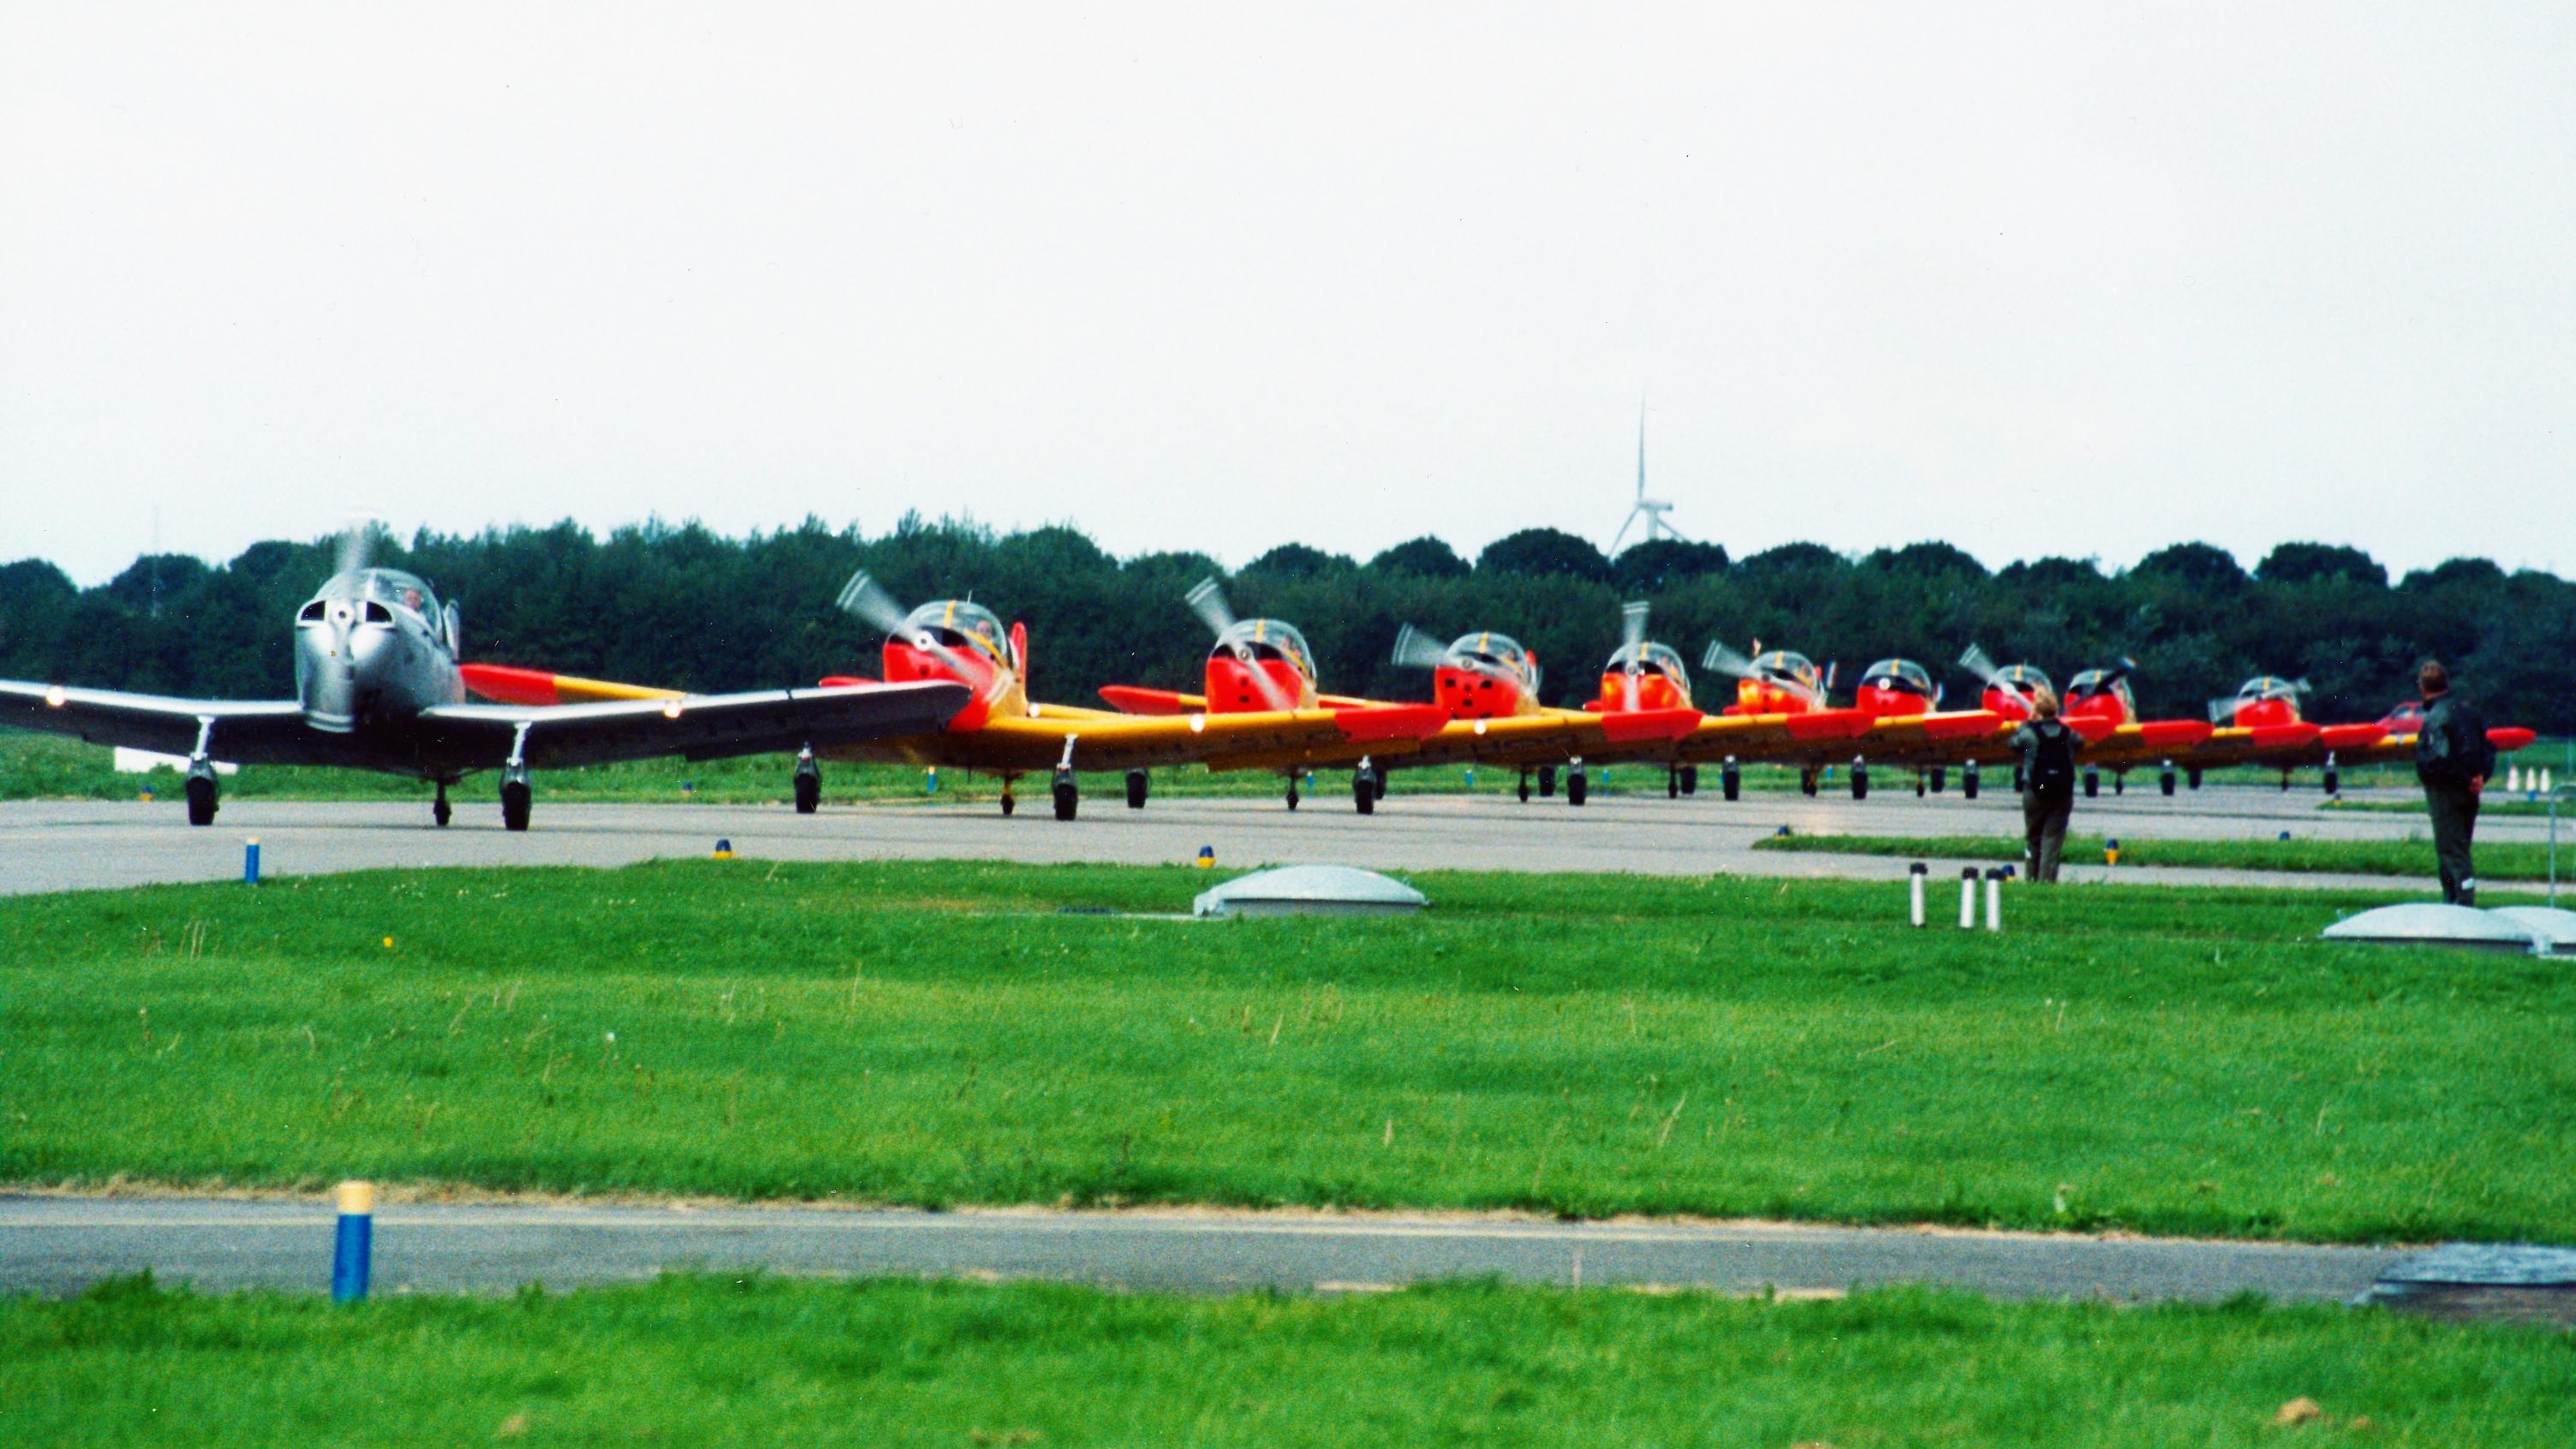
top-left (1667, 766), bottom-right (1680, 800)
top-left (1963, 760), bottom-right (1981, 800)
top-left (1850, 760), bottom-right (1869, 801)
top-left (1538, 765), bottom-right (1557, 798)
top-left (793, 748), bottom-right (822, 814)
top-left (500, 723), bottom-right (534, 832)
top-left (1286, 775), bottom-right (1301, 811)
top-left (1001, 783), bottom-right (1017, 816)
top-left (1679, 765), bottom-right (1698, 796)
top-left (432, 780), bottom-right (452, 827)
top-left (184, 719), bottom-right (219, 827)
top-left (1516, 769), bottom-right (1530, 803)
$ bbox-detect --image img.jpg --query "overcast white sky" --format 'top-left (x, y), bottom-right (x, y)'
top-left (5, 3), bottom-right (2571, 587)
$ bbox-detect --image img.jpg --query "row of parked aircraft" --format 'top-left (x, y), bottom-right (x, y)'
top-left (1, 552), bottom-right (2536, 828)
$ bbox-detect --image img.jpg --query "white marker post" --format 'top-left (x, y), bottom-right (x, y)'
top-left (1984, 868), bottom-right (2004, 932)
top-left (1909, 862), bottom-right (1928, 928)
top-left (1959, 868), bottom-right (1978, 929)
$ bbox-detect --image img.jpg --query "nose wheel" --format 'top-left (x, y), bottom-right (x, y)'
top-left (1353, 762), bottom-right (1377, 815)
top-left (1721, 759), bottom-right (1741, 802)
top-left (1125, 769), bottom-right (1148, 809)
top-left (1052, 768), bottom-right (1079, 820)
top-left (793, 748), bottom-right (822, 814)
top-left (184, 770), bottom-right (219, 827)
top-left (1565, 766), bottom-right (1589, 807)
top-left (499, 777), bottom-right (532, 832)
top-left (1963, 761), bottom-right (1981, 799)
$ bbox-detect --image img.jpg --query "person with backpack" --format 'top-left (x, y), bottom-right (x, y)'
top-left (2012, 688), bottom-right (2083, 883)
top-left (2412, 662), bottom-right (2496, 905)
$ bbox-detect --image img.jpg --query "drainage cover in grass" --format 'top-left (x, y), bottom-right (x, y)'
top-left (1193, 864), bottom-right (1428, 918)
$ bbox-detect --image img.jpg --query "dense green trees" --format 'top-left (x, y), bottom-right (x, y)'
top-left (2, 522), bottom-right (2567, 731)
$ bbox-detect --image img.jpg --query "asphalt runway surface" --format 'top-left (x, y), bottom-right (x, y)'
top-left (1, 784), bottom-right (2548, 897)
top-left (0, 1196), bottom-right (2406, 1305)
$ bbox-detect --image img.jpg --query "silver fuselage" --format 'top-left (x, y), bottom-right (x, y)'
top-left (291, 569), bottom-right (465, 733)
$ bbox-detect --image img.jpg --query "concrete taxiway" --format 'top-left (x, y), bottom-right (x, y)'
top-left (0, 1196), bottom-right (2404, 1305)
top-left (0, 784), bottom-right (2543, 897)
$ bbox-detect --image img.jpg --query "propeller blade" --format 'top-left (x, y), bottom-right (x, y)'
top-left (334, 514), bottom-right (384, 577)
top-left (1702, 641), bottom-right (1757, 679)
top-left (836, 569), bottom-right (973, 679)
top-left (1957, 643), bottom-right (2010, 689)
top-left (2100, 655), bottom-right (2137, 689)
top-left (1391, 623), bottom-right (1452, 671)
top-left (1620, 600), bottom-right (1649, 656)
top-left (2209, 695), bottom-right (2241, 724)
top-left (1185, 576), bottom-right (1237, 640)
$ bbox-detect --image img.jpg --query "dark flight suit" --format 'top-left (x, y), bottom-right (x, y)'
top-left (2012, 718), bottom-right (2082, 883)
top-left (2414, 692), bottom-right (2496, 905)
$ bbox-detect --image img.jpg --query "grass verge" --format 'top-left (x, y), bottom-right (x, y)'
top-left (5, 861), bottom-right (2572, 1241)
top-left (1753, 831), bottom-right (2573, 881)
top-left (6, 1275), bottom-right (2571, 1447)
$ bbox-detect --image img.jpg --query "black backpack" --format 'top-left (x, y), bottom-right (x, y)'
top-left (2030, 721), bottom-right (2076, 794)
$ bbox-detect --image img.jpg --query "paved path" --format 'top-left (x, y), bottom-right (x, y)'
top-left (0, 786), bottom-right (2537, 897)
top-left (0, 1196), bottom-right (2403, 1304)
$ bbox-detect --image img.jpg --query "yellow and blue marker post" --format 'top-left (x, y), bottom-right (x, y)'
top-left (331, 1180), bottom-right (374, 1302)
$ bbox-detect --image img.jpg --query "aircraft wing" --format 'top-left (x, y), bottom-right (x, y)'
top-left (1673, 707), bottom-right (1881, 765)
top-left (0, 680), bottom-right (315, 761)
top-left (417, 681), bottom-right (972, 771)
top-left (1386, 708), bottom-right (1706, 771)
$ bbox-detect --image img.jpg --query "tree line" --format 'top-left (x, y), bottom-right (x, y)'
top-left (3, 518), bottom-right (2568, 731)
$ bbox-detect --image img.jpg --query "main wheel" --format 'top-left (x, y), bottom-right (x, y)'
top-left (500, 779), bottom-right (532, 832)
top-left (1374, 771), bottom-right (1389, 801)
top-left (1799, 769), bottom-right (1818, 797)
top-left (2160, 767), bottom-right (2177, 796)
top-left (1538, 766), bottom-right (1557, 797)
top-left (1679, 766), bottom-right (1698, 796)
top-left (1915, 774), bottom-right (1927, 797)
top-left (1052, 777), bottom-right (1079, 821)
top-left (1001, 790), bottom-right (1017, 817)
top-left (2083, 768), bottom-right (2099, 799)
top-left (2187, 766), bottom-right (2203, 790)
top-left (184, 774), bottom-right (218, 827)
top-left (1929, 766), bottom-right (1947, 794)
top-left (1353, 770), bottom-right (1376, 815)
top-left (1125, 769), bottom-right (1148, 809)
top-left (1963, 763), bottom-right (1981, 800)
top-left (1566, 770), bottom-right (1589, 807)
top-left (794, 772), bottom-right (821, 814)
top-left (2113, 773), bottom-right (2125, 796)
top-left (1286, 783), bottom-right (1300, 811)
top-left (1721, 763), bottom-right (1741, 802)
top-left (432, 798), bottom-right (452, 827)
top-left (1851, 765), bottom-right (1869, 801)
top-left (2323, 766), bottom-right (2340, 796)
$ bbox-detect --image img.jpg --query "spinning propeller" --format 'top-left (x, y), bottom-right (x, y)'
top-left (1703, 638), bottom-right (1821, 708)
top-left (1186, 577), bottom-right (1297, 713)
top-left (1956, 642), bottom-right (2018, 695)
top-left (835, 570), bottom-right (979, 682)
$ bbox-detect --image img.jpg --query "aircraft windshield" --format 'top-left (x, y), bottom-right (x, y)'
top-left (1608, 641), bottom-right (1690, 684)
top-left (2239, 676), bottom-right (2294, 699)
top-left (1449, 632), bottom-right (1536, 688)
top-left (1996, 664), bottom-right (2054, 695)
top-left (1215, 618), bottom-right (1315, 678)
top-left (1862, 659), bottom-right (1930, 693)
top-left (313, 569), bottom-right (438, 621)
top-left (901, 599), bottom-right (1011, 667)
top-left (1751, 650), bottom-right (1817, 684)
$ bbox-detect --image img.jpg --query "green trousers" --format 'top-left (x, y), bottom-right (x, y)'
top-left (2024, 789), bottom-right (2072, 883)
top-left (2424, 784), bottom-right (2480, 904)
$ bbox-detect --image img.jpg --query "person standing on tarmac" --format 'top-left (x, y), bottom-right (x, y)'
top-left (2413, 662), bottom-right (2496, 905)
top-left (2012, 688), bottom-right (2082, 883)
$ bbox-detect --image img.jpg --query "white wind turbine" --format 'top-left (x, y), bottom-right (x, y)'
top-left (1608, 401), bottom-right (1686, 556)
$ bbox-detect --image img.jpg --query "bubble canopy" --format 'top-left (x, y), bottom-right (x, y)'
top-left (900, 599), bottom-right (1010, 666)
top-left (1213, 617), bottom-right (1315, 678)
top-left (1607, 641), bottom-right (1690, 683)
top-left (1862, 659), bottom-right (1931, 694)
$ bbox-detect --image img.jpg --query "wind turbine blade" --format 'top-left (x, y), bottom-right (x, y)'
top-left (1185, 576), bottom-right (1237, 639)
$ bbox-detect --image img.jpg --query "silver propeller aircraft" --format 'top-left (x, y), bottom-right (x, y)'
top-left (0, 553), bottom-right (970, 831)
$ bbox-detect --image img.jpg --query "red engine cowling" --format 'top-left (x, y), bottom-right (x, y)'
top-left (1205, 654), bottom-right (1308, 713)
top-left (1435, 665), bottom-right (1525, 719)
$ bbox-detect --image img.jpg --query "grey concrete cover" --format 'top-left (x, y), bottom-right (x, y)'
top-left (1194, 864), bottom-right (1428, 918)
top-left (2377, 1243), bottom-right (2576, 1286)
top-left (2490, 907), bottom-right (2576, 956)
top-left (2318, 903), bottom-right (2541, 951)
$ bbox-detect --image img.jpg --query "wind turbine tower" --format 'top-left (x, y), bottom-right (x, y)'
top-left (1609, 402), bottom-right (1686, 556)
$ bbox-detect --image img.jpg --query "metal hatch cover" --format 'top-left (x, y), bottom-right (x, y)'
top-left (1193, 864), bottom-right (1429, 919)
top-left (2318, 903), bottom-right (2543, 953)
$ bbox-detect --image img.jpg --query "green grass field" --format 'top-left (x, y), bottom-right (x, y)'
top-left (6, 860), bottom-right (2569, 1243)
top-left (1753, 830), bottom-right (2575, 881)
top-left (6, 1275), bottom-right (2568, 1447)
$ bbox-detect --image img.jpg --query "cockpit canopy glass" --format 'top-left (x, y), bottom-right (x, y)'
top-left (898, 599), bottom-right (1011, 667)
top-left (1861, 659), bottom-right (1931, 694)
top-left (2067, 668), bottom-right (2132, 696)
top-left (1607, 641), bottom-right (1690, 685)
top-left (1995, 664), bottom-right (2054, 695)
top-left (1213, 618), bottom-right (1315, 679)
top-left (1448, 632), bottom-right (1537, 689)
top-left (1750, 649), bottom-right (1818, 684)
top-left (2238, 675), bottom-right (2296, 699)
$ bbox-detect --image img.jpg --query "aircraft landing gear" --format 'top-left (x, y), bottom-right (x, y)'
top-left (1914, 773), bottom-right (1927, 798)
top-left (1286, 775), bottom-right (1301, 811)
top-left (1963, 760), bottom-right (1981, 799)
top-left (1850, 760), bottom-right (1869, 801)
top-left (1566, 765), bottom-right (1589, 807)
top-left (1679, 765), bottom-right (1698, 796)
top-left (1000, 783), bottom-right (1017, 816)
top-left (1929, 766), bottom-right (1947, 794)
top-left (184, 769), bottom-right (219, 827)
top-left (2159, 763), bottom-right (2177, 796)
top-left (432, 780), bottom-right (452, 828)
top-left (1721, 757), bottom-right (1741, 802)
top-left (1516, 768), bottom-right (1530, 803)
top-left (2278, 771), bottom-right (2292, 792)
top-left (1798, 767), bottom-right (1819, 797)
top-left (499, 775), bottom-right (532, 832)
top-left (2186, 766), bottom-right (2203, 790)
top-left (1538, 765), bottom-right (1557, 797)
top-left (1353, 760), bottom-right (1377, 815)
top-left (2323, 755), bottom-right (2340, 796)
top-left (793, 748), bottom-right (821, 814)
top-left (2083, 767), bottom-right (2100, 799)
top-left (1667, 766), bottom-right (1680, 800)
top-left (1052, 767), bottom-right (1079, 821)
top-left (2114, 772), bottom-right (2126, 796)
top-left (1125, 769), bottom-right (1148, 809)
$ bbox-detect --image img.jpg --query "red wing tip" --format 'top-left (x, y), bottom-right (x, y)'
top-left (1333, 704), bottom-right (1449, 742)
top-left (2492, 727), bottom-right (2539, 751)
top-left (458, 663), bottom-right (560, 706)
top-left (1098, 686), bottom-right (1190, 716)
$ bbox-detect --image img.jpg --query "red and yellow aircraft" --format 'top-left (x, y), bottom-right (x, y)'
top-left (1889, 646), bottom-right (2216, 797)
top-left (2169, 676), bottom-right (2537, 793)
top-left (1682, 643), bottom-right (2001, 799)
top-left (462, 572), bottom-right (1444, 820)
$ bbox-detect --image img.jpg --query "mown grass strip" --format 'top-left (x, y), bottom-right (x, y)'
top-left (5, 860), bottom-right (2570, 1242)
top-left (5, 1275), bottom-right (2569, 1447)
top-left (1753, 830), bottom-right (2572, 880)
